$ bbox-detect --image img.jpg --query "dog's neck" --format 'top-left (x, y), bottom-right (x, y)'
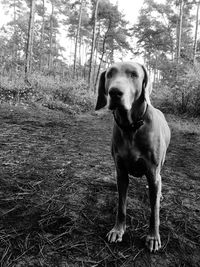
top-left (113, 99), bottom-right (148, 133)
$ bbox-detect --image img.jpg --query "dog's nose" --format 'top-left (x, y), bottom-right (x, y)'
top-left (109, 88), bottom-right (123, 98)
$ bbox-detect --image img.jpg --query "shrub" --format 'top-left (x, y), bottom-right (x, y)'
top-left (159, 61), bottom-right (200, 115)
top-left (171, 63), bottom-right (200, 115)
top-left (0, 72), bottom-right (95, 113)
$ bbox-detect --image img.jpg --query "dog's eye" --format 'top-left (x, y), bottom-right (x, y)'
top-left (126, 70), bottom-right (137, 78)
top-left (130, 72), bottom-right (137, 78)
top-left (107, 68), bottom-right (117, 79)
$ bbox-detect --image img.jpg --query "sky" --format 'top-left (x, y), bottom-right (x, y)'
top-left (112, 0), bottom-right (144, 24)
top-left (0, 7), bottom-right (9, 27)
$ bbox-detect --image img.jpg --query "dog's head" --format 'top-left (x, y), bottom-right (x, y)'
top-left (95, 62), bottom-right (152, 111)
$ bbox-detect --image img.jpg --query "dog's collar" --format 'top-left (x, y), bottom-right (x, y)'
top-left (112, 103), bottom-right (148, 132)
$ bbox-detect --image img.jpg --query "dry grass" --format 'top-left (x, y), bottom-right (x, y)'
top-left (0, 103), bottom-right (200, 267)
top-left (0, 73), bottom-right (94, 114)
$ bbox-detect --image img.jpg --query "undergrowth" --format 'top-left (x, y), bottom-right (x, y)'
top-left (156, 62), bottom-right (200, 116)
top-left (0, 72), bottom-right (95, 114)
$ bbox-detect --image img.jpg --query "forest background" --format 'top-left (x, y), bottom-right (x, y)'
top-left (0, 0), bottom-right (200, 115)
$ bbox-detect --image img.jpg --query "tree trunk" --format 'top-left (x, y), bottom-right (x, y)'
top-left (94, 33), bottom-right (108, 91)
top-left (25, 0), bottom-right (35, 84)
top-left (93, 38), bottom-right (99, 85)
top-left (72, 0), bottom-right (84, 79)
top-left (193, 1), bottom-right (200, 63)
top-left (176, 0), bottom-right (184, 64)
top-left (94, 20), bottom-right (112, 89)
top-left (94, 52), bottom-right (105, 92)
top-left (79, 36), bottom-right (82, 66)
top-left (69, 37), bottom-right (74, 67)
top-left (39, 0), bottom-right (45, 71)
top-left (48, 0), bottom-right (54, 72)
top-left (83, 43), bottom-right (89, 79)
top-left (11, 0), bottom-right (17, 79)
top-left (78, 35), bottom-right (82, 78)
top-left (88, 0), bottom-right (100, 90)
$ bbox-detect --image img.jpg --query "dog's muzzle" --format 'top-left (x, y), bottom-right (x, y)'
top-left (108, 87), bottom-right (123, 110)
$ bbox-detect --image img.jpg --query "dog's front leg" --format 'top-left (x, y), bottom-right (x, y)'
top-left (146, 170), bottom-right (162, 252)
top-left (107, 164), bottom-right (129, 243)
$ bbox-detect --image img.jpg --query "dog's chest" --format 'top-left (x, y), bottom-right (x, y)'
top-left (116, 137), bottom-right (147, 177)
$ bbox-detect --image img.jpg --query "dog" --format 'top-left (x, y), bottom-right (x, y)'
top-left (95, 62), bottom-right (171, 252)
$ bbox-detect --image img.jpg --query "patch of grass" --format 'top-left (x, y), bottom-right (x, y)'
top-left (167, 113), bottom-right (200, 134)
top-left (0, 72), bottom-right (95, 114)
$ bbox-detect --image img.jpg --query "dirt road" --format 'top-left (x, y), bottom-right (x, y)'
top-left (0, 104), bottom-right (200, 266)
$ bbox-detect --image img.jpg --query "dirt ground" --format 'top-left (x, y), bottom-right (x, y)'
top-left (0, 103), bottom-right (200, 267)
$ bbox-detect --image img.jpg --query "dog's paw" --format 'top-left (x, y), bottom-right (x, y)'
top-left (145, 233), bottom-right (161, 252)
top-left (107, 227), bottom-right (125, 243)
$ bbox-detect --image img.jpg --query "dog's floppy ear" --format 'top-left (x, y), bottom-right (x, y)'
top-left (95, 71), bottom-right (107, 110)
top-left (141, 65), bottom-right (152, 105)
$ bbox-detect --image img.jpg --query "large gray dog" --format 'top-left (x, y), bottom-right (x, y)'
top-left (95, 62), bottom-right (171, 252)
